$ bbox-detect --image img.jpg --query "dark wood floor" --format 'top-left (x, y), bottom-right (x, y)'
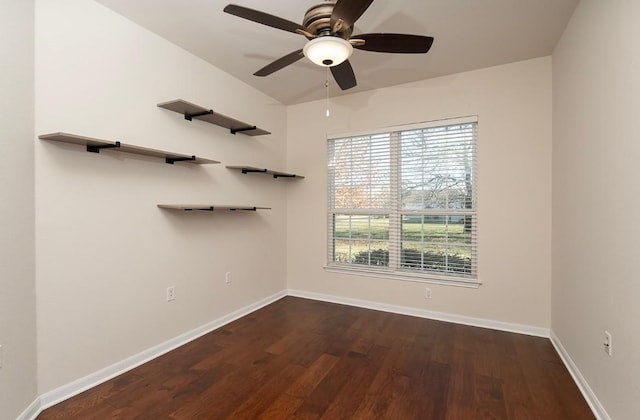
top-left (38, 296), bottom-right (593, 419)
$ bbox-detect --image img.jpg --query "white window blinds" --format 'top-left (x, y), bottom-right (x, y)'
top-left (327, 117), bottom-right (478, 284)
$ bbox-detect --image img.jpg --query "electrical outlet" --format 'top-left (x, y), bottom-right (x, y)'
top-left (604, 331), bottom-right (612, 356)
top-left (166, 286), bottom-right (176, 302)
top-left (425, 287), bottom-right (432, 299)
top-left (225, 272), bottom-right (232, 284)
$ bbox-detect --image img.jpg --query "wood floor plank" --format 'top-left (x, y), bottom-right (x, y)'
top-left (227, 362), bottom-right (305, 419)
top-left (350, 340), bottom-right (416, 419)
top-left (257, 393), bottom-right (305, 419)
top-left (320, 344), bottom-right (388, 419)
top-left (295, 350), bottom-right (368, 417)
top-left (473, 374), bottom-right (509, 419)
top-left (38, 297), bottom-right (594, 420)
top-left (444, 350), bottom-right (476, 419)
top-left (283, 353), bottom-right (339, 400)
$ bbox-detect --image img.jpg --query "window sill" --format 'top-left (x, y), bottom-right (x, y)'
top-left (323, 265), bottom-right (481, 289)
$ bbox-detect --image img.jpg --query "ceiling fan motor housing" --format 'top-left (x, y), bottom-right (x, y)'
top-left (303, 2), bottom-right (353, 39)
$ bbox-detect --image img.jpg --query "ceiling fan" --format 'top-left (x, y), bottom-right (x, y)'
top-left (223, 0), bottom-right (434, 91)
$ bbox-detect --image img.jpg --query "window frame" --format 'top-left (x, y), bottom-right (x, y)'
top-left (326, 116), bottom-right (479, 288)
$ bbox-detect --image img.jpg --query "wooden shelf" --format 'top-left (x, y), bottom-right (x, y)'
top-left (157, 99), bottom-right (270, 137)
top-left (226, 165), bottom-right (304, 179)
top-left (158, 204), bottom-right (271, 212)
top-left (39, 132), bottom-right (220, 165)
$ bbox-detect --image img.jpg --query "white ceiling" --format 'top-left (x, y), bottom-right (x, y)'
top-left (95, 0), bottom-right (578, 105)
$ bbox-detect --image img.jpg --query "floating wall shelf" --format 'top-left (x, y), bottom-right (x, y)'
top-left (157, 99), bottom-right (270, 136)
top-left (39, 132), bottom-right (220, 165)
top-left (158, 204), bottom-right (270, 212)
top-left (226, 165), bottom-right (304, 179)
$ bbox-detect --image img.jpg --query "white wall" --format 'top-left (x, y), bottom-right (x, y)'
top-left (287, 57), bottom-right (552, 329)
top-left (0, 0), bottom-right (38, 418)
top-left (552, 1), bottom-right (640, 418)
top-left (34, 0), bottom-right (287, 394)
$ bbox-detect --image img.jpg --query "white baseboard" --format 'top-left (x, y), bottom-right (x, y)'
top-left (33, 290), bottom-right (287, 417)
top-left (16, 397), bottom-right (41, 420)
top-left (550, 330), bottom-right (610, 420)
top-left (287, 289), bottom-right (550, 337)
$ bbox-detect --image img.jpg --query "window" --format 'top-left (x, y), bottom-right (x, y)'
top-left (327, 116), bottom-right (478, 286)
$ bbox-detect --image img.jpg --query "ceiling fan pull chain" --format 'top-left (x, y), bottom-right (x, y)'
top-left (325, 68), bottom-right (330, 117)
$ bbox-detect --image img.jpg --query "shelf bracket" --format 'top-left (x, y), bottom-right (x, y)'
top-left (166, 155), bottom-right (196, 165)
top-left (241, 168), bottom-right (268, 175)
top-left (184, 109), bottom-right (213, 121)
top-left (273, 173), bottom-right (297, 179)
top-left (87, 141), bottom-right (121, 154)
top-left (230, 207), bottom-right (257, 211)
top-left (230, 125), bottom-right (257, 135)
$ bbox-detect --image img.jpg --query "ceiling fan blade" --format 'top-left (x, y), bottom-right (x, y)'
top-left (224, 4), bottom-right (307, 35)
top-left (330, 60), bottom-right (357, 90)
top-left (254, 49), bottom-right (304, 77)
top-left (353, 33), bottom-right (434, 53)
top-left (330, 0), bottom-right (374, 30)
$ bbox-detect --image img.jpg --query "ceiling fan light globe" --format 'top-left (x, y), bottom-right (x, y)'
top-left (303, 36), bottom-right (353, 67)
